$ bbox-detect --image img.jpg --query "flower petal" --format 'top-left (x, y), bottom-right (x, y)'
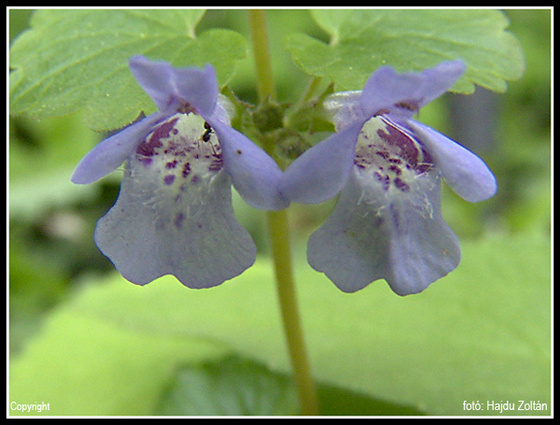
top-left (361, 67), bottom-right (424, 118)
top-left (361, 60), bottom-right (466, 119)
top-left (71, 112), bottom-right (166, 184)
top-left (415, 60), bottom-right (466, 107)
top-left (129, 56), bottom-right (218, 116)
top-left (279, 121), bottom-right (365, 204)
top-left (322, 91), bottom-right (364, 130)
top-left (307, 170), bottom-right (461, 295)
top-left (206, 119), bottom-right (289, 210)
top-left (94, 165), bottom-right (256, 288)
top-left (408, 120), bottom-right (497, 202)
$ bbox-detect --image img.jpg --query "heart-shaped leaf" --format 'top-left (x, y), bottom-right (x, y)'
top-left (285, 9), bottom-right (525, 93)
top-left (9, 9), bottom-right (248, 131)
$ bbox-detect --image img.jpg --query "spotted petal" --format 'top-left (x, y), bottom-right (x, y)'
top-left (94, 163), bottom-right (256, 289)
top-left (307, 170), bottom-right (461, 295)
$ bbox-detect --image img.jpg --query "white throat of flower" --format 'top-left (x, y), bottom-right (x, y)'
top-left (130, 112), bottom-right (225, 222)
top-left (352, 115), bottom-right (439, 223)
top-left (354, 116), bottom-right (435, 193)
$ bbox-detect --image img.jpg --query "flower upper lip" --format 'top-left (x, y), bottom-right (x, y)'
top-left (72, 55), bottom-right (289, 211)
top-left (278, 59), bottom-right (495, 205)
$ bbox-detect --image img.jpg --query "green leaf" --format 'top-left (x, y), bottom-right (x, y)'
top-left (285, 9), bottom-right (525, 93)
top-left (155, 355), bottom-right (423, 416)
top-left (9, 9), bottom-right (248, 131)
top-left (317, 383), bottom-right (423, 416)
top-left (9, 232), bottom-right (550, 416)
top-left (9, 303), bottom-right (231, 416)
top-left (155, 356), bottom-right (299, 416)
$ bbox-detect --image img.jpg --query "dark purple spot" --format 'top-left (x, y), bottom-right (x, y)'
top-left (136, 139), bottom-right (162, 157)
top-left (377, 125), bottom-right (419, 167)
top-left (150, 117), bottom-right (178, 142)
top-left (388, 165), bottom-right (402, 175)
top-left (394, 101), bottom-right (419, 112)
top-left (376, 150), bottom-right (390, 160)
top-left (394, 177), bottom-right (410, 192)
top-left (166, 160), bottom-right (178, 169)
top-left (178, 102), bottom-right (196, 114)
top-left (163, 175), bottom-right (175, 185)
top-left (415, 163), bottom-right (432, 174)
top-left (208, 158), bottom-right (223, 172)
top-left (136, 117), bottom-right (178, 157)
top-left (374, 171), bottom-right (390, 191)
top-left (415, 146), bottom-right (434, 173)
top-left (374, 108), bottom-right (391, 116)
top-left (421, 146), bottom-right (433, 163)
top-left (174, 212), bottom-right (185, 229)
top-left (182, 162), bottom-right (191, 178)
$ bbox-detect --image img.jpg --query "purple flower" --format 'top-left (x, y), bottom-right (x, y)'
top-left (279, 61), bottom-right (497, 296)
top-left (72, 56), bottom-right (288, 288)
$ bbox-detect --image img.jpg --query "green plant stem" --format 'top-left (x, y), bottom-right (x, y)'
top-left (266, 210), bottom-right (319, 416)
top-left (247, 9), bottom-right (320, 416)
top-left (248, 9), bottom-right (277, 102)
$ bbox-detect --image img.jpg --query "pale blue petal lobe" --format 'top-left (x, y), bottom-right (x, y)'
top-left (129, 56), bottom-right (179, 112)
top-left (71, 112), bottom-right (166, 184)
top-left (416, 60), bottom-right (466, 107)
top-left (361, 67), bottom-right (424, 118)
top-left (129, 56), bottom-right (218, 116)
top-left (308, 172), bottom-right (461, 295)
top-left (279, 122), bottom-right (365, 204)
top-left (207, 119), bottom-right (289, 211)
top-left (95, 168), bottom-right (256, 288)
top-left (361, 60), bottom-right (466, 119)
top-left (409, 120), bottom-right (497, 202)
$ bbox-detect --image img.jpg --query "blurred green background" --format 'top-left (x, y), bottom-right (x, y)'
top-left (8, 9), bottom-right (551, 416)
